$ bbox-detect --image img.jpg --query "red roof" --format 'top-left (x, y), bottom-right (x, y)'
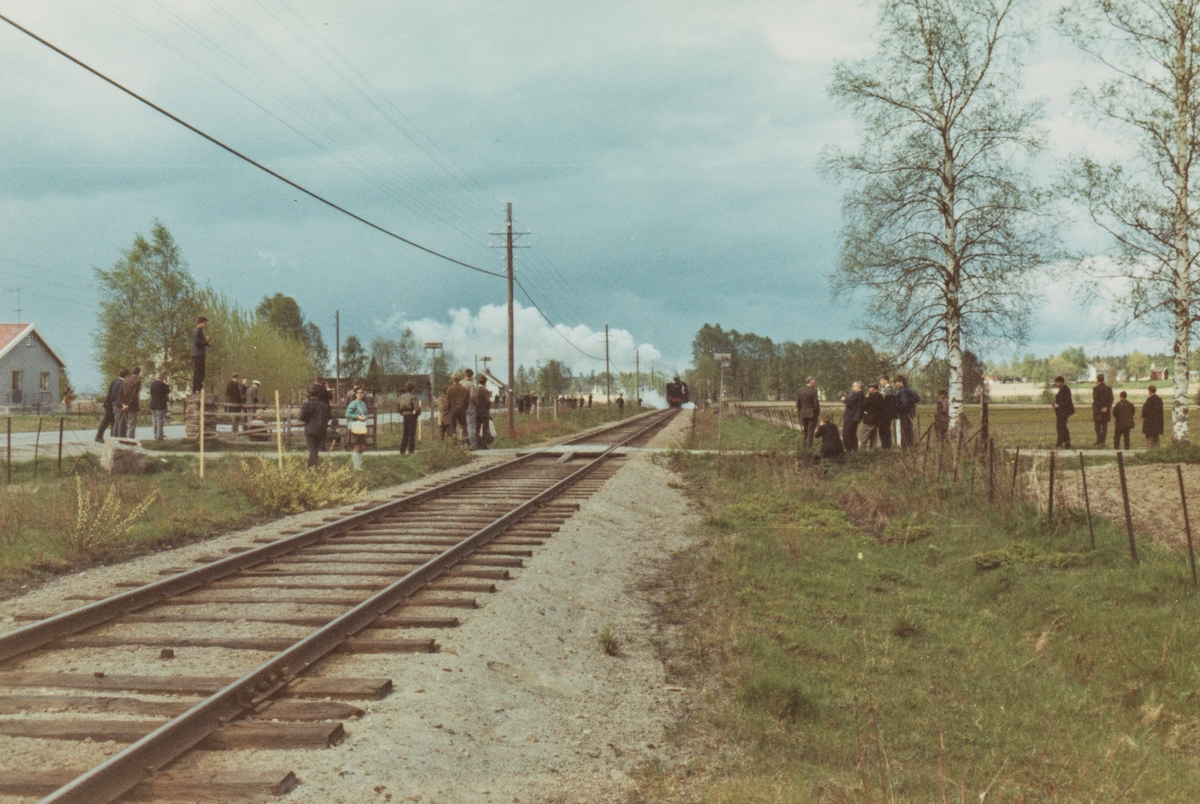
top-left (0, 324), bottom-right (66, 367)
top-left (0, 324), bottom-right (31, 353)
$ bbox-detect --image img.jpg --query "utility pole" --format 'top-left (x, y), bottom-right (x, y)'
top-left (335, 310), bottom-right (341, 402)
top-left (636, 350), bottom-right (640, 409)
top-left (490, 203), bottom-right (528, 438)
top-left (605, 324), bottom-right (611, 411)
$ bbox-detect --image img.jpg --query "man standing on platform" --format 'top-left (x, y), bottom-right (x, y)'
top-left (1052, 376), bottom-right (1075, 449)
top-left (796, 376), bottom-right (820, 449)
top-left (190, 316), bottom-right (210, 393)
top-left (1091, 373), bottom-right (1114, 447)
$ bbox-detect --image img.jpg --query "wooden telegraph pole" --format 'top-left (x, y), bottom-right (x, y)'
top-left (491, 203), bottom-right (528, 438)
top-left (605, 324), bottom-right (611, 411)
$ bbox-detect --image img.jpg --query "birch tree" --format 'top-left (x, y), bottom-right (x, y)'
top-left (824, 0), bottom-right (1052, 430)
top-left (1059, 0), bottom-right (1200, 443)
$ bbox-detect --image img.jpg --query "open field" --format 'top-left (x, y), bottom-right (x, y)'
top-left (740, 401), bottom-right (1200, 450)
top-left (634, 413), bottom-right (1200, 803)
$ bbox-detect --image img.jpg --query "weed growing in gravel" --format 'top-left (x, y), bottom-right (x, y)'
top-left (598, 626), bottom-right (620, 656)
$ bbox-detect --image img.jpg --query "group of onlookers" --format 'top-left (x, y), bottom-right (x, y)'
top-left (438, 369), bottom-right (493, 450)
top-left (95, 366), bottom-right (171, 443)
top-left (793, 371), bottom-right (1167, 461)
top-left (1052, 374), bottom-right (1163, 449)
top-left (797, 373), bottom-right (925, 462)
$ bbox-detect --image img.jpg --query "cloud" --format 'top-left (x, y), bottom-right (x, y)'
top-left (378, 300), bottom-right (663, 376)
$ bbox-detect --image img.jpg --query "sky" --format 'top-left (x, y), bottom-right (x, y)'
top-left (0, 0), bottom-right (1172, 392)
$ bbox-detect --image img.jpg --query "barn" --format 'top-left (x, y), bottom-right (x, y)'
top-left (0, 324), bottom-right (66, 412)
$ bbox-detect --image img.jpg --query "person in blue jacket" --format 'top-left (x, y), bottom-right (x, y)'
top-left (345, 387), bottom-right (369, 470)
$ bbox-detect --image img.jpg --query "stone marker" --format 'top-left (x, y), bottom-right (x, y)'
top-left (101, 437), bottom-right (148, 475)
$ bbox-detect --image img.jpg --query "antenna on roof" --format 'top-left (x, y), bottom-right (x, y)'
top-left (4, 287), bottom-right (28, 321)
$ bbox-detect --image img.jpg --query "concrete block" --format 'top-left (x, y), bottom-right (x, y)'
top-left (101, 437), bottom-right (149, 475)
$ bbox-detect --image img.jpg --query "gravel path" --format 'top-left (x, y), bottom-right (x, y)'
top-left (0, 414), bottom-right (698, 803)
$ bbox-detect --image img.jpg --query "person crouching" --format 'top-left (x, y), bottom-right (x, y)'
top-left (815, 414), bottom-right (844, 463)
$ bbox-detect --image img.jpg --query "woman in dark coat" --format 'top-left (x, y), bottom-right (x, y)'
top-left (1141, 385), bottom-right (1164, 449)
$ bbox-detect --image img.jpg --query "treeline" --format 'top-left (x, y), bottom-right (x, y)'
top-left (95, 222), bottom-right (330, 401)
top-left (991, 348), bottom-right (1174, 384)
top-left (687, 323), bottom-right (988, 402)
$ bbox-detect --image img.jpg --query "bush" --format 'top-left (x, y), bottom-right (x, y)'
top-left (61, 476), bottom-right (159, 556)
top-left (420, 441), bottom-right (471, 474)
top-left (237, 457), bottom-right (366, 515)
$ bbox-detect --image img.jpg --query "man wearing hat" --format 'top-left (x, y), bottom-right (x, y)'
top-left (245, 379), bottom-right (260, 414)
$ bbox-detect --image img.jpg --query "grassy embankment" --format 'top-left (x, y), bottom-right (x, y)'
top-left (0, 407), bottom-right (630, 586)
top-left (641, 410), bottom-right (1200, 802)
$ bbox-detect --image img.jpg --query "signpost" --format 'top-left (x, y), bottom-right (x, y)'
top-left (425, 342), bottom-right (443, 440)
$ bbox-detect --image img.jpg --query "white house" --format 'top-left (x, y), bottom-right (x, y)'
top-left (0, 324), bottom-right (66, 412)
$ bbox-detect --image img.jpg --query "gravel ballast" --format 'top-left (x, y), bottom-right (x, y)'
top-left (0, 415), bottom-right (700, 803)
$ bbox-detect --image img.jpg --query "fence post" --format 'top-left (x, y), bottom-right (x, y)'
top-left (1047, 450), bottom-right (1056, 523)
top-left (5, 417), bottom-right (10, 484)
top-left (32, 416), bottom-right (42, 480)
top-left (275, 390), bottom-right (283, 471)
top-left (1010, 446), bottom-right (1020, 500)
top-left (57, 416), bottom-right (64, 473)
top-left (1177, 465), bottom-right (1197, 585)
top-left (1078, 451), bottom-right (1095, 548)
top-left (988, 437), bottom-right (994, 503)
top-left (199, 389), bottom-right (206, 480)
top-left (1116, 452), bottom-right (1137, 563)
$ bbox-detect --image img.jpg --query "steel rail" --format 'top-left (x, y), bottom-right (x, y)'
top-left (37, 410), bottom-right (673, 804)
top-left (0, 409), bottom-right (669, 665)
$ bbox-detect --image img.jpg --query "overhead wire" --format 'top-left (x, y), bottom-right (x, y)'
top-left (0, 11), bottom-right (505, 279)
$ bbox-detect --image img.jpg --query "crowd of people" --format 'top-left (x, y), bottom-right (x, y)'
top-left (792, 371), bottom-right (1167, 463)
top-left (1052, 374), bottom-right (1163, 449)
top-left (436, 369), bottom-right (493, 451)
top-left (94, 366), bottom-right (171, 443)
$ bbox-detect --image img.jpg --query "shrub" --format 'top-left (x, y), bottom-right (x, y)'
top-left (419, 441), bottom-right (471, 474)
top-left (61, 477), bottom-right (159, 556)
top-left (237, 457), bottom-right (366, 515)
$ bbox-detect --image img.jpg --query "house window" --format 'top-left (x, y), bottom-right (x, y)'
top-left (11, 371), bottom-right (21, 390)
top-left (40, 372), bottom-right (50, 391)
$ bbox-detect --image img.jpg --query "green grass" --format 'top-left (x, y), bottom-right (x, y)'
top-left (0, 412), bottom-right (104, 434)
top-left (0, 446), bottom-right (472, 586)
top-left (642, 425), bottom-right (1200, 802)
top-left (742, 402), bottom-right (1200, 452)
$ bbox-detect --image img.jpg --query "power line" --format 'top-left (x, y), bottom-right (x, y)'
top-left (513, 276), bottom-right (604, 361)
top-left (0, 11), bottom-right (505, 280)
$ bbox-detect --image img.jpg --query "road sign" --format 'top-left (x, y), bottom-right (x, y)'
top-left (424, 342), bottom-right (443, 350)
top-left (713, 352), bottom-right (731, 364)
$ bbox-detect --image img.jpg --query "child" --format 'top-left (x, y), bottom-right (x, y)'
top-left (1112, 390), bottom-right (1135, 451)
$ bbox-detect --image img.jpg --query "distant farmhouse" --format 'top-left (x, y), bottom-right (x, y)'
top-left (0, 324), bottom-right (66, 412)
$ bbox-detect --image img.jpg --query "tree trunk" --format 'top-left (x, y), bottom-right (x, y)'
top-left (1173, 18), bottom-right (1193, 445)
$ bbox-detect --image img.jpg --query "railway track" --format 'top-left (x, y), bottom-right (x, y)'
top-left (0, 408), bottom-right (678, 803)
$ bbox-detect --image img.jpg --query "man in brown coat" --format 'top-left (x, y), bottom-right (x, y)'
top-left (1092, 373), bottom-right (1114, 447)
top-left (796, 376), bottom-right (820, 449)
top-left (116, 366), bottom-right (143, 438)
top-left (443, 372), bottom-right (471, 446)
